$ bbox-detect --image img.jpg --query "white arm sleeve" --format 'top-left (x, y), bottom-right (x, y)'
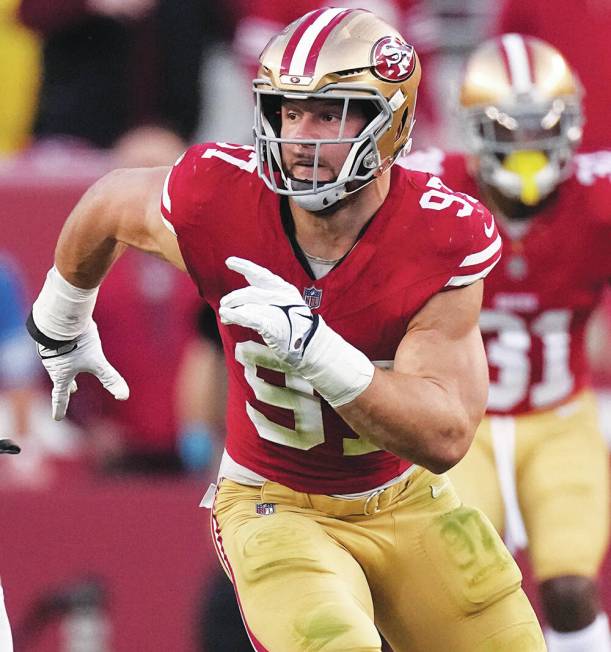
top-left (31, 266), bottom-right (98, 341)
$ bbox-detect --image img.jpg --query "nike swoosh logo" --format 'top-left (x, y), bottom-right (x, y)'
top-left (484, 217), bottom-right (495, 238)
top-left (295, 312), bottom-right (314, 321)
top-left (273, 304), bottom-right (316, 352)
top-left (38, 343), bottom-right (78, 359)
top-left (430, 480), bottom-right (450, 499)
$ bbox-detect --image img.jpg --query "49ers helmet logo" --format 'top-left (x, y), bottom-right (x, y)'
top-left (371, 36), bottom-right (416, 82)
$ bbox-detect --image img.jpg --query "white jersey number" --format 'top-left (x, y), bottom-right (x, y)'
top-left (201, 143), bottom-right (257, 173)
top-left (481, 309), bottom-right (574, 410)
top-left (235, 341), bottom-right (385, 455)
top-left (419, 176), bottom-right (479, 217)
top-left (574, 150), bottom-right (611, 185)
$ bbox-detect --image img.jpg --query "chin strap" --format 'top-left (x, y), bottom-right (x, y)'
top-left (288, 178), bottom-right (348, 212)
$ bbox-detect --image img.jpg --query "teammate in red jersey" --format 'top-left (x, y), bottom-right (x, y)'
top-left (401, 34), bottom-right (611, 652)
top-left (26, 9), bottom-right (546, 651)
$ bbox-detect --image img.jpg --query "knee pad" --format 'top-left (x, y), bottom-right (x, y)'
top-left (540, 576), bottom-right (599, 629)
top-left (541, 576), bottom-right (597, 608)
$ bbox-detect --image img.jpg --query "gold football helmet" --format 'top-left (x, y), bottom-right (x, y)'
top-left (253, 7), bottom-right (421, 211)
top-left (459, 34), bottom-right (583, 206)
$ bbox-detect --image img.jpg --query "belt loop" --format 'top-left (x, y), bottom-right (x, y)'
top-left (363, 488), bottom-right (384, 515)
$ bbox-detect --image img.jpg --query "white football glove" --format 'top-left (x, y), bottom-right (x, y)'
top-left (37, 319), bottom-right (129, 421)
top-left (219, 256), bottom-right (374, 408)
top-left (219, 257), bottom-right (319, 366)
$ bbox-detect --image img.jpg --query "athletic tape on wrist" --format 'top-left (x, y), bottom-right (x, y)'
top-left (30, 266), bottom-right (99, 343)
top-left (26, 311), bottom-right (75, 348)
top-left (299, 316), bottom-right (375, 408)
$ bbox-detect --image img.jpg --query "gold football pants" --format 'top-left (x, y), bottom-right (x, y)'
top-left (211, 466), bottom-right (546, 651)
top-left (449, 390), bottom-right (610, 581)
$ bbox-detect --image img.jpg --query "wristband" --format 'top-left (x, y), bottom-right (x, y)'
top-left (298, 316), bottom-right (375, 408)
top-left (26, 312), bottom-right (74, 348)
top-left (31, 266), bottom-right (99, 342)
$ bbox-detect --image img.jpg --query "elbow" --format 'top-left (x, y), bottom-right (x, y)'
top-left (421, 417), bottom-right (474, 475)
top-left (424, 442), bottom-right (470, 475)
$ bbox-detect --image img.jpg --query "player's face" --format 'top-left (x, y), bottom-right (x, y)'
top-left (280, 99), bottom-right (367, 183)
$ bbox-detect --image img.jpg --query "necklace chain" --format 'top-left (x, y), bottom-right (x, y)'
top-left (301, 248), bottom-right (343, 265)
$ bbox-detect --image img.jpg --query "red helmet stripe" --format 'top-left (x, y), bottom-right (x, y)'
top-left (524, 39), bottom-right (537, 86)
top-left (499, 34), bottom-right (534, 93)
top-left (280, 8), bottom-right (328, 76)
top-left (498, 39), bottom-right (512, 82)
top-left (303, 9), bottom-right (356, 76)
top-left (280, 7), bottom-right (356, 77)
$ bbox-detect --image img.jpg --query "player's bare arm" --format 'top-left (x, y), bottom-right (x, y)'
top-left (336, 281), bottom-right (488, 474)
top-left (55, 165), bottom-right (185, 288)
top-left (27, 165), bottom-right (185, 420)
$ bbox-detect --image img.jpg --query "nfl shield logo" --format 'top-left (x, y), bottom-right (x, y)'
top-left (255, 503), bottom-right (276, 515)
top-left (303, 286), bottom-right (323, 309)
top-left (507, 255), bottom-right (528, 281)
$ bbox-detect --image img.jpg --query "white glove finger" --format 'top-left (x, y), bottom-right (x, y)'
top-left (219, 305), bottom-right (265, 332)
top-left (51, 377), bottom-right (75, 421)
top-left (70, 380), bottom-right (78, 394)
top-left (225, 257), bottom-right (289, 291)
top-left (220, 286), bottom-right (283, 310)
top-left (94, 362), bottom-right (130, 401)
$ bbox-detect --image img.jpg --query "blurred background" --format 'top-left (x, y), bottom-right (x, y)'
top-left (0, 1), bottom-right (609, 650)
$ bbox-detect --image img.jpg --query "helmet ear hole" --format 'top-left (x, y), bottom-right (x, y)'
top-left (261, 95), bottom-right (282, 134)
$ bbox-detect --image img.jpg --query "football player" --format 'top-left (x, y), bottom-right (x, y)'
top-left (26, 9), bottom-right (546, 651)
top-left (401, 34), bottom-right (610, 652)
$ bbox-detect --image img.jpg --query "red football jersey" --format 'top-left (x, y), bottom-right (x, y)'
top-left (161, 142), bottom-right (499, 493)
top-left (399, 148), bottom-right (611, 415)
